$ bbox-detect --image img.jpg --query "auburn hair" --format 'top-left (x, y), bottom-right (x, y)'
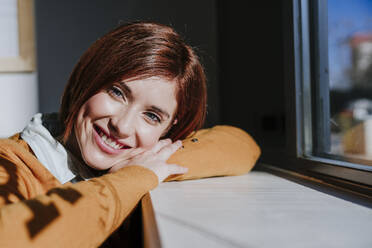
top-left (60, 21), bottom-right (207, 143)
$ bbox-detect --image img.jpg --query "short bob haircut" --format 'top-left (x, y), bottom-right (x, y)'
top-left (60, 21), bottom-right (207, 143)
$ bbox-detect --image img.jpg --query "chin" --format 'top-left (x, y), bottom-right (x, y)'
top-left (86, 162), bottom-right (110, 171)
top-left (81, 152), bottom-right (113, 171)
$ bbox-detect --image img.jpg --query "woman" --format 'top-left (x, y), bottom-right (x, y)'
top-left (0, 21), bottom-right (260, 247)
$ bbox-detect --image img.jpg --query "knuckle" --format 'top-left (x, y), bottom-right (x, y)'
top-left (161, 138), bottom-right (171, 144)
top-left (160, 146), bottom-right (171, 154)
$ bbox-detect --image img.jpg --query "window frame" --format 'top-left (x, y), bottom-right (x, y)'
top-left (0, 0), bottom-right (36, 72)
top-left (265, 0), bottom-right (372, 198)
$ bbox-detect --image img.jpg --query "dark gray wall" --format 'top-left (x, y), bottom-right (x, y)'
top-left (35, 0), bottom-right (219, 127)
top-left (217, 0), bottom-right (285, 153)
top-left (35, 0), bottom-right (287, 155)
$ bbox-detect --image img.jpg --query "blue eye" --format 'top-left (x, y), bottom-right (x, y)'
top-left (109, 86), bottom-right (123, 97)
top-left (108, 86), bottom-right (128, 104)
top-left (145, 112), bottom-right (161, 123)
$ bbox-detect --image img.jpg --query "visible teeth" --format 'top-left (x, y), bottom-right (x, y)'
top-left (99, 133), bottom-right (123, 149)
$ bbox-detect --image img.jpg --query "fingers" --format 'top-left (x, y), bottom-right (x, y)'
top-left (156, 164), bottom-right (188, 183)
top-left (157, 140), bottom-right (182, 161)
top-left (108, 140), bottom-right (185, 182)
top-left (151, 138), bottom-right (172, 153)
top-left (130, 147), bottom-right (147, 157)
top-left (167, 164), bottom-right (188, 175)
top-left (108, 147), bottom-right (146, 173)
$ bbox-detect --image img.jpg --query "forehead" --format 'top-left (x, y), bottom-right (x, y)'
top-left (124, 76), bottom-right (178, 112)
top-left (125, 76), bottom-right (176, 94)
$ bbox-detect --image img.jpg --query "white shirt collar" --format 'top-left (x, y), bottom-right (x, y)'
top-left (20, 113), bottom-right (94, 184)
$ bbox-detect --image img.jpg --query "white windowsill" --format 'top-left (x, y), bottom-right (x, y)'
top-left (149, 164), bottom-right (372, 248)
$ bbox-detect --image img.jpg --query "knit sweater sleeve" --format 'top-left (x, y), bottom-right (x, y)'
top-left (165, 125), bottom-right (261, 181)
top-left (0, 139), bottom-right (158, 247)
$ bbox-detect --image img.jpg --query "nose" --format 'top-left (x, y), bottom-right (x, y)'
top-left (108, 108), bottom-right (136, 139)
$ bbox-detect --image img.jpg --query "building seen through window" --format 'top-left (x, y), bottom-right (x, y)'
top-left (327, 0), bottom-right (372, 163)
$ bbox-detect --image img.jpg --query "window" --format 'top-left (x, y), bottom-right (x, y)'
top-left (274, 0), bottom-right (372, 197)
top-left (327, 0), bottom-right (372, 163)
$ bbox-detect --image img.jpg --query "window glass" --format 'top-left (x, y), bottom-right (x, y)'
top-left (328, 0), bottom-right (372, 162)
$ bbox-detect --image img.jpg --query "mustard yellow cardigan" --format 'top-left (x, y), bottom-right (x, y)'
top-left (0, 125), bottom-right (260, 247)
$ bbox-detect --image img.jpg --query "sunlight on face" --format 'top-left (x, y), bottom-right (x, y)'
top-left (73, 76), bottom-right (178, 170)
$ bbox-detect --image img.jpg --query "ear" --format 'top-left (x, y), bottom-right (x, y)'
top-left (173, 118), bottom-right (178, 125)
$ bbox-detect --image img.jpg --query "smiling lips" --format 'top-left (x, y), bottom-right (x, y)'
top-left (93, 124), bottom-right (131, 154)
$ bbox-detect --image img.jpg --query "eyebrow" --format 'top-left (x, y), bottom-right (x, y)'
top-left (119, 82), bottom-right (133, 101)
top-left (120, 81), bottom-right (171, 120)
top-left (150, 106), bottom-right (170, 120)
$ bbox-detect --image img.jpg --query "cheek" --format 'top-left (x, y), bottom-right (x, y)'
top-left (74, 106), bottom-right (88, 145)
top-left (83, 93), bottom-right (117, 119)
top-left (136, 125), bottom-right (166, 148)
top-left (74, 93), bottom-right (118, 149)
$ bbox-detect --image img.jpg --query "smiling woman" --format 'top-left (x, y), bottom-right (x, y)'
top-left (0, 21), bottom-right (261, 247)
top-left (72, 77), bottom-right (179, 171)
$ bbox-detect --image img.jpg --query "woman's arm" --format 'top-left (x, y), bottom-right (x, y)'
top-left (165, 125), bottom-right (261, 181)
top-left (0, 147), bottom-right (158, 247)
top-left (0, 135), bottom-right (188, 247)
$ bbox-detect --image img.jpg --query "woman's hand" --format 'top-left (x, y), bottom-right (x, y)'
top-left (108, 139), bottom-right (188, 183)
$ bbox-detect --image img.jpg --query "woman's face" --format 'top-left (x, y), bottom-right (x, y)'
top-left (73, 76), bottom-right (178, 170)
